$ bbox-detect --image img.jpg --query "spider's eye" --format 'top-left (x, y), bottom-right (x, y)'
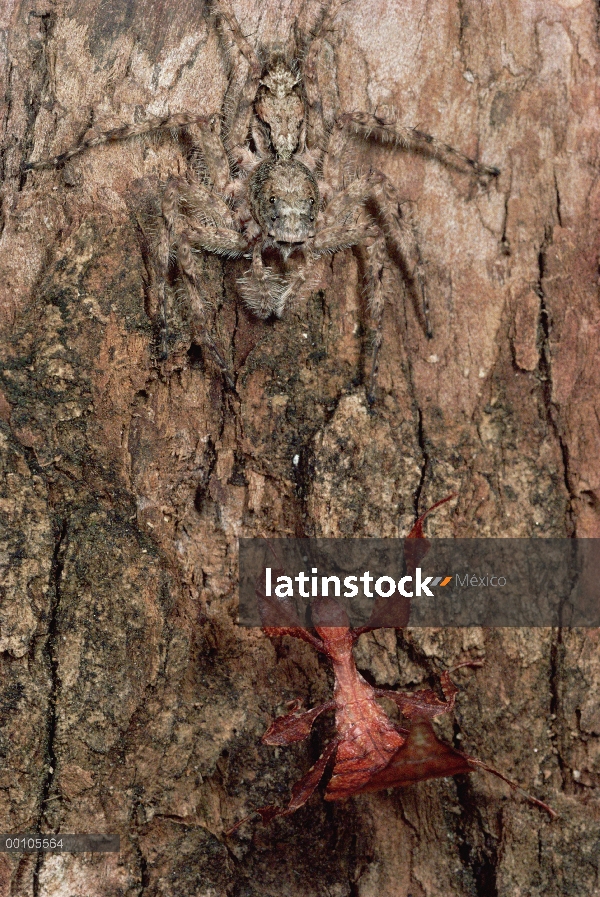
top-left (309, 198), bottom-right (315, 205)
top-left (269, 196), bottom-right (276, 204)
top-left (309, 215), bottom-right (315, 221)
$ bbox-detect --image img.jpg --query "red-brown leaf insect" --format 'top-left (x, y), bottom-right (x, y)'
top-left (228, 497), bottom-right (556, 832)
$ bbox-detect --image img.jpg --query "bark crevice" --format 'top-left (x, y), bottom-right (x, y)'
top-left (32, 516), bottom-right (67, 897)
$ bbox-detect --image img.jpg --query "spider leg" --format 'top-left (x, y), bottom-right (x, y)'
top-left (158, 176), bottom-right (248, 383)
top-left (165, 173), bottom-right (237, 229)
top-left (311, 217), bottom-right (388, 398)
top-left (211, 0), bottom-right (263, 151)
top-left (301, 0), bottom-right (354, 56)
top-left (318, 231), bottom-right (393, 399)
top-left (211, 0), bottom-right (261, 72)
top-left (27, 112), bottom-right (243, 376)
top-left (300, 0), bottom-right (353, 152)
top-left (185, 114), bottom-right (234, 194)
top-left (302, 45), bottom-right (333, 153)
top-left (364, 171), bottom-right (430, 339)
top-left (177, 233), bottom-right (236, 388)
top-left (318, 112), bottom-right (360, 200)
top-left (339, 111), bottom-right (500, 181)
top-left (155, 179), bottom-right (181, 358)
top-left (23, 113), bottom-right (217, 171)
top-left (314, 170), bottom-right (429, 396)
top-left (360, 238), bottom-right (388, 398)
top-left (186, 224), bottom-right (247, 257)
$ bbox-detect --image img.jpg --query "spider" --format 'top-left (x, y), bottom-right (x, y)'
top-left (24, 0), bottom-right (499, 396)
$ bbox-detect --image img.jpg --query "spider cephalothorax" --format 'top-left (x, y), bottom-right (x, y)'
top-left (23, 0), bottom-right (499, 395)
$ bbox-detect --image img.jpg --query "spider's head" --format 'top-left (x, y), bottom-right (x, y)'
top-left (256, 58), bottom-right (304, 159)
top-left (250, 159), bottom-right (319, 245)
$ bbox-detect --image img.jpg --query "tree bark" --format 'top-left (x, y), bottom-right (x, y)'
top-left (1, 0), bottom-right (599, 894)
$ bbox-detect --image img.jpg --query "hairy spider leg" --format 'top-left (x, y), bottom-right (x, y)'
top-left (211, 0), bottom-right (262, 72)
top-left (163, 174), bottom-right (238, 230)
top-left (313, 168), bottom-right (428, 398)
top-left (211, 0), bottom-right (263, 151)
top-left (23, 113), bottom-right (216, 171)
top-left (365, 172), bottom-right (430, 370)
top-left (340, 111), bottom-right (500, 181)
top-left (302, 0), bottom-right (355, 54)
top-left (176, 235), bottom-right (236, 388)
top-left (185, 114), bottom-right (235, 193)
top-left (317, 108), bottom-right (499, 369)
top-left (158, 176), bottom-right (247, 377)
top-left (300, 0), bottom-right (354, 150)
top-left (23, 99), bottom-right (251, 374)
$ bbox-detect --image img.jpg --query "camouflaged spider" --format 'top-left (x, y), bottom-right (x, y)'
top-left (24, 0), bottom-right (499, 394)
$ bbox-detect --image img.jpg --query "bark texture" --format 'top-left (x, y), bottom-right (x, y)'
top-left (1, 0), bottom-right (599, 894)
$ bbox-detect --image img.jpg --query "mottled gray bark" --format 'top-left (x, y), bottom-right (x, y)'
top-left (0, 1), bottom-right (599, 895)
